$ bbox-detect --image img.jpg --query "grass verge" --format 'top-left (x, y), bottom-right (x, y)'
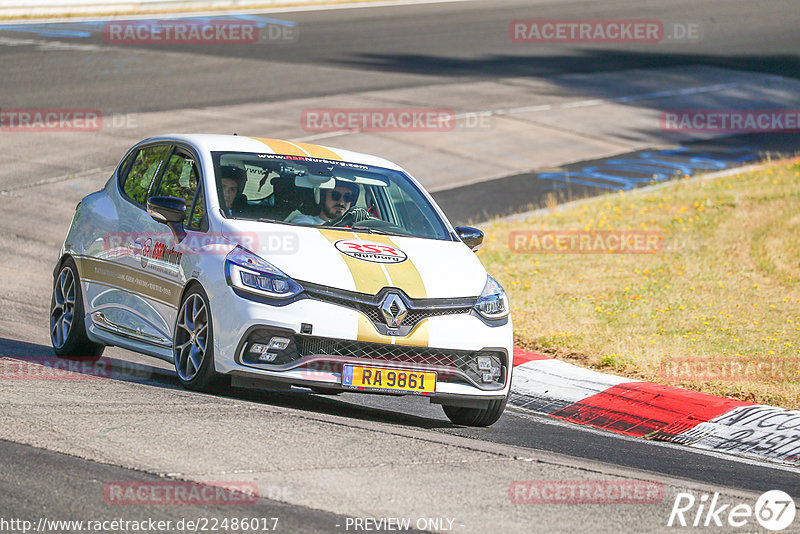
top-left (479, 158), bottom-right (800, 410)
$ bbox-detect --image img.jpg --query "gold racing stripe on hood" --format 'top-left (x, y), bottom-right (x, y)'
top-left (318, 229), bottom-right (430, 347)
top-left (250, 138), bottom-right (342, 160)
top-left (318, 229), bottom-right (390, 295)
top-left (362, 234), bottom-right (427, 299)
top-left (357, 314), bottom-right (430, 347)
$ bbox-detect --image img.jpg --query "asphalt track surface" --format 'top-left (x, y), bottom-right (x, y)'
top-left (1, 0), bottom-right (800, 531)
top-left (1, 0), bottom-right (800, 111)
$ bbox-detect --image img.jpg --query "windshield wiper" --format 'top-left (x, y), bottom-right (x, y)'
top-left (349, 226), bottom-right (409, 237)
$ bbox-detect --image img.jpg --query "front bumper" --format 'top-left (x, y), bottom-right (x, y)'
top-left (208, 280), bottom-right (514, 400)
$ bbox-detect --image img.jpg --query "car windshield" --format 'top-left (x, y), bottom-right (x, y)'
top-left (211, 151), bottom-right (453, 240)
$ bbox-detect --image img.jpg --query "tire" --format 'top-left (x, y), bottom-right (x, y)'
top-left (173, 285), bottom-right (228, 392)
top-left (442, 396), bottom-right (508, 427)
top-left (50, 257), bottom-right (105, 361)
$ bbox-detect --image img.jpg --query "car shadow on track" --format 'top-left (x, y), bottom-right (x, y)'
top-left (0, 337), bottom-right (452, 430)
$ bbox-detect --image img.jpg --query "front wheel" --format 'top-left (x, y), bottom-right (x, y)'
top-left (50, 257), bottom-right (104, 361)
top-left (442, 396), bottom-right (508, 427)
top-left (173, 286), bottom-right (227, 392)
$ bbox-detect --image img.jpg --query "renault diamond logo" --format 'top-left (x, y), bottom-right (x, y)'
top-left (380, 293), bottom-right (407, 328)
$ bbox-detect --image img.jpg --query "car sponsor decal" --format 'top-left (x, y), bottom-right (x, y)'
top-left (140, 238), bottom-right (183, 272)
top-left (250, 137), bottom-right (343, 160)
top-left (334, 238), bottom-right (407, 264)
top-left (74, 256), bottom-right (182, 309)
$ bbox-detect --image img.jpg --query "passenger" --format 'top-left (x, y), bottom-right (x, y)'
top-left (219, 165), bottom-right (247, 215)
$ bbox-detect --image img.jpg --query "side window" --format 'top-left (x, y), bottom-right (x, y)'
top-left (122, 145), bottom-right (170, 206)
top-left (155, 149), bottom-right (205, 228)
top-left (189, 188), bottom-right (206, 229)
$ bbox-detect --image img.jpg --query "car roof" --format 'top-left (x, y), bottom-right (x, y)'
top-left (143, 134), bottom-right (405, 172)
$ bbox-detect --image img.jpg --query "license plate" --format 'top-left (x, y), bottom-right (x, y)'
top-left (342, 365), bottom-right (436, 394)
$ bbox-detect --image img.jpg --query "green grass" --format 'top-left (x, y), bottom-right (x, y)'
top-left (479, 158), bottom-right (800, 409)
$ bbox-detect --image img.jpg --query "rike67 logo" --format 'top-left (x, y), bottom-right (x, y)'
top-left (668, 490), bottom-right (797, 531)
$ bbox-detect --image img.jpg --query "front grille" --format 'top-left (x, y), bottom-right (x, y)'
top-left (296, 336), bottom-right (505, 389)
top-left (302, 284), bottom-right (475, 330)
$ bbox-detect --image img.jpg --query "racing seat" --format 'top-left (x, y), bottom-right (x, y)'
top-left (229, 193), bottom-right (251, 217)
top-left (261, 175), bottom-right (316, 221)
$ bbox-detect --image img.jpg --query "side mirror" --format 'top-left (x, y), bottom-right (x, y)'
top-left (455, 226), bottom-right (484, 252)
top-left (147, 196), bottom-right (187, 242)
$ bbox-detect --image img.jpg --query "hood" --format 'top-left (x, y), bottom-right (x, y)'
top-left (220, 221), bottom-right (487, 299)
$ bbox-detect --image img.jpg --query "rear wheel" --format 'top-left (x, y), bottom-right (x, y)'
top-left (442, 396), bottom-right (508, 427)
top-left (173, 286), bottom-right (228, 392)
top-left (50, 258), bottom-right (104, 361)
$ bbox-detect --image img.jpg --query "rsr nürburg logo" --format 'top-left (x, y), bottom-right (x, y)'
top-left (334, 239), bottom-right (407, 264)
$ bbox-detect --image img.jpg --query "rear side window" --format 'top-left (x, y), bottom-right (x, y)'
top-left (122, 145), bottom-right (170, 205)
top-left (155, 149), bottom-right (205, 229)
top-left (188, 188), bottom-right (206, 229)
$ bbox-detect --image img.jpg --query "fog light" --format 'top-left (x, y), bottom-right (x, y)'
top-left (481, 373), bottom-right (494, 383)
top-left (258, 352), bottom-right (278, 362)
top-left (476, 357), bottom-right (492, 370)
top-left (490, 366), bottom-right (501, 377)
top-left (268, 336), bottom-right (291, 351)
top-left (249, 343), bottom-right (270, 354)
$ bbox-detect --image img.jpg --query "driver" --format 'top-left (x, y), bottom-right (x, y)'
top-left (287, 180), bottom-right (359, 225)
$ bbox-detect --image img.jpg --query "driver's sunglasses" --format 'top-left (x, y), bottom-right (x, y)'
top-left (329, 191), bottom-right (354, 202)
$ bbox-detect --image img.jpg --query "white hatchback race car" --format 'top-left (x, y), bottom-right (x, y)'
top-left (50, 134), bottom-right (513, 426)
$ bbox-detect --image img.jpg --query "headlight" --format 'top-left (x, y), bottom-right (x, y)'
top-left (475, 275), bottom-right (509, 320)
top-left (225, 246), bottom-right (303, 299)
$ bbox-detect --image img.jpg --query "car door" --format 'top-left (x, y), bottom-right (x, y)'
top-left (85, 143), bottom-right (177, 350)
top-left (129, 144), bottom-right (208, 348)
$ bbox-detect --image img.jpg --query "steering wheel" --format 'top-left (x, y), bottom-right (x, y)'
top-left (323, 206), bottom-right (372, 227)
